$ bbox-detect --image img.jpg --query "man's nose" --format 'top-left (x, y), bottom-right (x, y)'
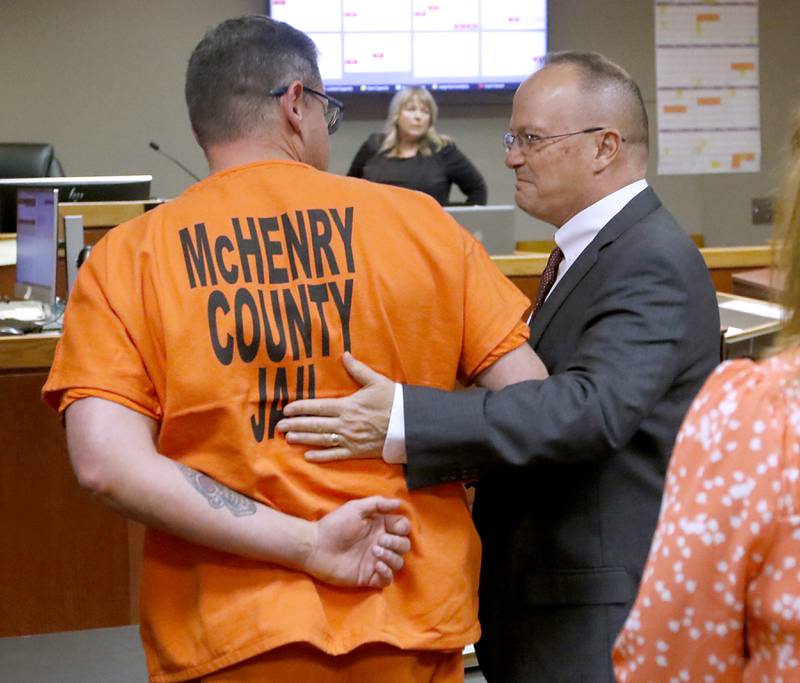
top-left (505, 146), bottom-right (523, 169)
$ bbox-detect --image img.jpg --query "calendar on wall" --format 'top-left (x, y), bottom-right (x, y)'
top-left (655, 0), bottom-right (760, 175)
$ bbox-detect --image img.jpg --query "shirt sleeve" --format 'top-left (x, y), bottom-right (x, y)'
top-left (42, 232), bottom-right (162, 419)
top-left (613, 357), bottom-right (800, 681)
top-left (347, 134), bottom-right (382, 178)
top-left (441, 143), bottom-right (488, 205)
top-left (383, 383), bottom-right (407, 462)
top-left (458, 233), bottom-right (530, 383)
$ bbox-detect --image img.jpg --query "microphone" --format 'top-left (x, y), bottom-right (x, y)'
top-left (148, 141), bottom-right (201, 182)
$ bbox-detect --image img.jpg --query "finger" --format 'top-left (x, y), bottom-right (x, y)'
top-left (367, 574), bottom-right (385, 589)
top-left (373, 545), bottom-right (405, 572)
top-left (379, 533), bottom-right (411, 556)
top-left (304, 448), bottom-right (372, 463)
top-left (277, 416), bottom-right (339, 434)
top-left (342, 351), bottom-right (388, 387)
top-left (351, 496), bottom-right (402, 517)
top-left (282, 397), bottom-right (344, 418)
top-left (374, 559), bottom-right (394, 583)
top-left (384, 514), bottom-right (410, 536)
top-left (285, 431), bottom-right (344, 448)
top-left (368, 497), bottom-right (404, 515)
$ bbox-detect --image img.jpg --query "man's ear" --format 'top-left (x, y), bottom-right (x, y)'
top-left (190, 127), bottom-right (211, 163)
top-left (277, 81), bottom-right (306, 135)
top-left (593, 128), bottom-right (623, 172)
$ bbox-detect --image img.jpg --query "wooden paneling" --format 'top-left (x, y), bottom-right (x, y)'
top-left (731, 267), bottom-right (786, 302)
top-left (57, 201), bottom-right (150, 231)
top-left (516, 234), bottom-right (706, 253)
top-left (506, 275), bottom-right (540, 303)
top-left (0, 332), bottom-right (59, 369)
top-left (701, 245), bottom-right (773, 269)
top-left (0, 368), bottom-right (137, 636)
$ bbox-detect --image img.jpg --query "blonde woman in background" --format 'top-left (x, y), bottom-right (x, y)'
top-left (613, 118), bottom-right (800, 680)
top-left (347, 86), bottom-right (487, 205)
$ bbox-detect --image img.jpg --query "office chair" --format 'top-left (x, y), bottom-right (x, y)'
top-left (0, 143), bottom-right (65, 178)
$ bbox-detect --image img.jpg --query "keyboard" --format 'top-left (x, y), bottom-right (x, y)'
top-left (0, 318), bottom-right (44, 335)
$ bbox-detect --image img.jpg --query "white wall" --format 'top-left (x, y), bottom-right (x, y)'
top-left (0, 0), bottom-right (262, 200)
top-left (1, 0), bottom-right (798, 246)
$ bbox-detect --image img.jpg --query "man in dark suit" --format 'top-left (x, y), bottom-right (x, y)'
top-left (278, 52), bottom-right (720, 682)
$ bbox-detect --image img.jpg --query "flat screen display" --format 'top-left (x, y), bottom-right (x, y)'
top-left (269, 0), bottom-right (547, 94)
top-left (15, 187), bottom-right (58, 304)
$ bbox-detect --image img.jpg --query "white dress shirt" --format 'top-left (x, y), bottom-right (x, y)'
top-left (383, 179), bottom-right (649, 461)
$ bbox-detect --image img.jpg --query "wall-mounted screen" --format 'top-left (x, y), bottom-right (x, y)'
top-left (269, 0), bottom-right (547, 94)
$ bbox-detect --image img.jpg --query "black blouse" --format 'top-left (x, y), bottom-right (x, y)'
top-left (347, 133), bottom-right (488, 205)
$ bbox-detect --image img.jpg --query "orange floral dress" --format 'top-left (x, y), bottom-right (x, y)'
top-left (613, 349), bottom-right (800, 682)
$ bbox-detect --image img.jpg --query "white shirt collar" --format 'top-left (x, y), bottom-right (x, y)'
top-left (554, 179), bottom-right (649, 278)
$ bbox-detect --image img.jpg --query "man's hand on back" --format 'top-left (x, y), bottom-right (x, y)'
top-left (277, 352), bottom-right (394, 463)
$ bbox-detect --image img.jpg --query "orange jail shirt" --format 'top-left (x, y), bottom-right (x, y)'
top-left (43, 160), bottom-right (530, 682)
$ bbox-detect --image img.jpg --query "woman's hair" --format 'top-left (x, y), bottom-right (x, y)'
top-left (775, 108), bottom-right (800, 347)
top-left (379, 87), bottom-right (450, 157)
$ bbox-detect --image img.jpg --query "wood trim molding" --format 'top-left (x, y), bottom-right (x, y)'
top-left (700, 245), bottom-right (773, 269)
top-left (492, 245), bottom-right (774, 277)
top-left (58, 201), bottom-right (149, 228)
top-left (0, 332), bottom-right (59, 371)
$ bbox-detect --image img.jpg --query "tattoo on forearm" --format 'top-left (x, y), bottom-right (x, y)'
top-left (176, 463), bottom-right (256, 517)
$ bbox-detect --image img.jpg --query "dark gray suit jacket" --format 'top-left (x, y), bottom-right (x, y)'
top-left (404, 188), bottom-right (720, 682)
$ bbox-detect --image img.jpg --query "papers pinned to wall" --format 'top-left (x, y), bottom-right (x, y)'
top-left (655, 0), bottom-right (760, 175)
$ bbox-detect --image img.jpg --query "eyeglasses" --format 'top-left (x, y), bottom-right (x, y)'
top-left (503, 127), bottom-right (621, 152)
top-left (269, 85), bottom-right (345, 134)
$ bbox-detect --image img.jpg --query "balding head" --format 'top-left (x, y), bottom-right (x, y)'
top-left (543, 52), bottom-right (649, 159)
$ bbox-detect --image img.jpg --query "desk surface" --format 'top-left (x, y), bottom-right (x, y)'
top-left (0, 293), bottom-right (778, 372)
top-left (731, 267), bottom-right (786, 301)
top-left (718, 292), bottom-right (783, 341)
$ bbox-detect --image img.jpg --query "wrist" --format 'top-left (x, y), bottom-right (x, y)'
top-left (289, 517), bottom-right (318, 575)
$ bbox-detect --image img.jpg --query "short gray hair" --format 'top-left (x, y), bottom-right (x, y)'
top-left (186, 15), bottom-right (321, 148)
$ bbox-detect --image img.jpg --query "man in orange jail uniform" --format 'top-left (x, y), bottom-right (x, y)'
top-left (43, 15), bottom-right (545, 683)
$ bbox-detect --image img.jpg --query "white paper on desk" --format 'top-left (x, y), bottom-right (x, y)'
top-left (719, 299), bottom-right (784, 320)
top-left (0, 305), bottom-right (44, 321)
top-left (724, 326), bottom-right (743, 337)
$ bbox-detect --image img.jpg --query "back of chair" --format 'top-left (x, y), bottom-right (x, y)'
top-left (0, 143), bottom-right (64, 178)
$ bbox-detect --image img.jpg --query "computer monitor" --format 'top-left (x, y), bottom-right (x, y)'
top-left (15, 187), bottom-right (59, 304)
top-left (0, 175), bottom-right (152, 232)
top-left (445, 205), bottom-right (517, 255)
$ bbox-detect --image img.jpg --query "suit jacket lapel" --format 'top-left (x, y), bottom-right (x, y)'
top-left (529, 187), bottom-right (663, 346)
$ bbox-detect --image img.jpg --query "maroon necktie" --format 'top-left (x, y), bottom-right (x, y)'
top-left (531, 246), bottom-right (564, 318)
